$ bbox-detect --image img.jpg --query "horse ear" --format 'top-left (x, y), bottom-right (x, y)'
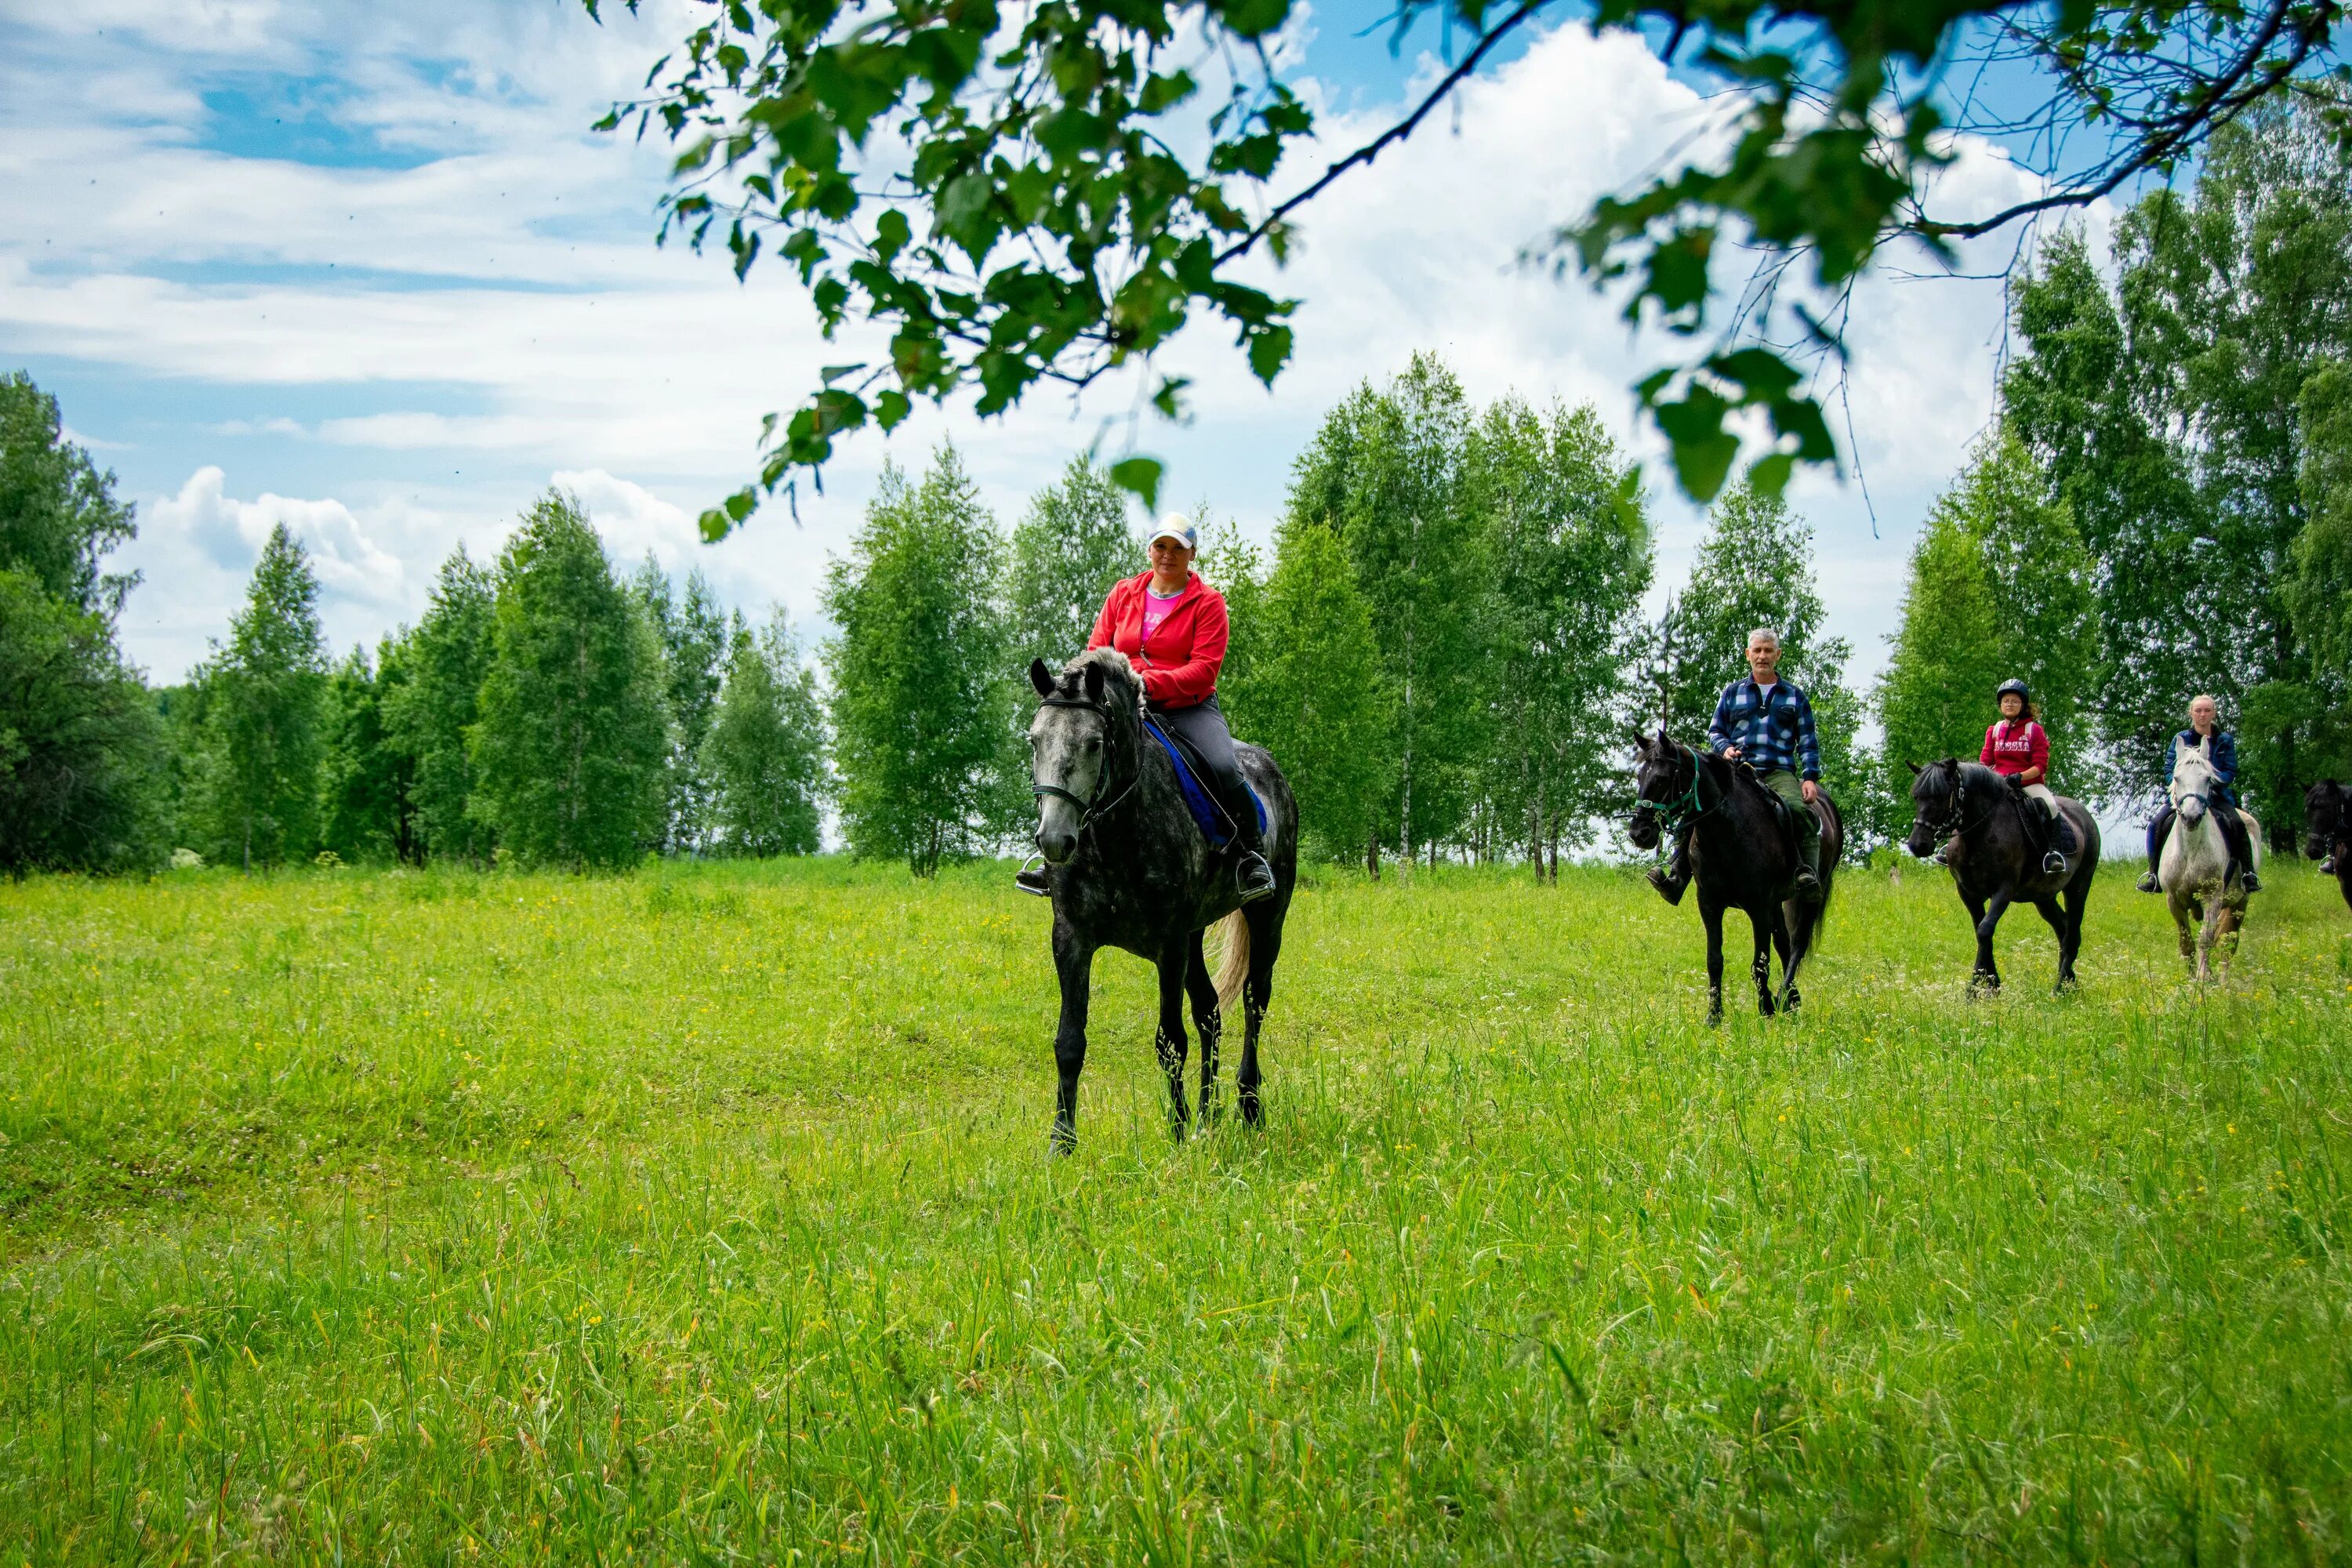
top-left (1028, 659), bottom-right (1055, 699)
top-left (1083, 661), bottom-right (1106, 706)
top-left (1906, 760), bottom-right (1922, 775)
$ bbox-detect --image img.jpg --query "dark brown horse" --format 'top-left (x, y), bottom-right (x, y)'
top-left (1629, 730), bottom-right (1843, 1024)
top-left (2307, 780), bottom-right (2352, 914)
top-left (1904, 759), bottom-right (2100, 993)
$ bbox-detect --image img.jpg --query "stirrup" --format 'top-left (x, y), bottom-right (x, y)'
top-left (2041, 851), bottom-right (2067, 875)
top-left (1236, 850), bottom-right (1276, 903)
top-left (1014, 855), bottom-right (1051, 898)
top-left (2136, 871), bottom-right (2161, 893)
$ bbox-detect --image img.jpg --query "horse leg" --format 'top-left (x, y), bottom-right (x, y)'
top-left (1049, 926), bottom-right (1095, 1155)
top-left (2030, 897), bottom-right (2071, 994)
top-left (1976, 890), bottom-right (2014, 993)
top-left (1959, 891), bottom-right (1996, 995)
top-left (1773, 902), bottom-right (1805, 1014)
top-left (1185, 927), bottom-right (1223, 1125)
top-left (1701, 899), bottom-right (1727, 1027)
top-left (1155, 938), bottom-right (1192, 1138)
top-left (2057, 873), bottom-right (2091, 990)
top-left (1237, 902), bottom-right (1283, 1127)
top-left (1750, 910), bottom-right (1778, 1018)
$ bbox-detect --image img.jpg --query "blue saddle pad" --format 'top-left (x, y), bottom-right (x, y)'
top-left (1144, 718), bottom-right (1268, 849)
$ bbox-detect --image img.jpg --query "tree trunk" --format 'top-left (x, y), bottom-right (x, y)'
top-left (1366, 837), bottom-right (1380, 881)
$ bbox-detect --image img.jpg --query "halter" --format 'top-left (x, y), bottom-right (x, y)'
top-left (1032, 694), bottom-right (1142, 835)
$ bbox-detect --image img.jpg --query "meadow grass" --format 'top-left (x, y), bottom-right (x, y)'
top-left (2, 856), bottom-right (2350, 1563)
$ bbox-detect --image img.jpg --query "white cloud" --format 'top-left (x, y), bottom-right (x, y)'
top-left (145, 464), bottom-right (409, 605)
top-left (550, 468), bottom-right (699, 574)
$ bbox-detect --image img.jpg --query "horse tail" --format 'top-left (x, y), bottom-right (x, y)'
top-left (1212, 909), bottom-right (1250, 1015)
top-left (1808, 796), bottom-right (1842, 952)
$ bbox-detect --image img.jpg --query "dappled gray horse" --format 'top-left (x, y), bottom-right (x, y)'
top-left (1026, 649), bottom-right (1299, 1152)
top-left (1905, 758), bottom-right (2099, 994)
top-left (2161, 746), bottom-right (2260, 982)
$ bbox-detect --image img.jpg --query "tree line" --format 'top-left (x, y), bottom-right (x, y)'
top-left (1880, 91), bottom-right (2352, 844)
top-left (5, 94), bottom-right (2347, 878)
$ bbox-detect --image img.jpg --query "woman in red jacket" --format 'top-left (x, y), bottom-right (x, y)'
top-left (1982, 678), bottom-right (2071, 874)
top-left (1018, 517), bottom-right (1275, 902)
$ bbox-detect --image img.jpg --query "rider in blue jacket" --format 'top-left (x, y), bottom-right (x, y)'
top-left (2138, 694), bottom-right (2262, 894)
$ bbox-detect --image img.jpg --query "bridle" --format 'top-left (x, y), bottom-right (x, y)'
top-left (1914, 762), bottom-right (1994, 841)
top-left (1633, 739), bottom-right (1714, 840)
top-left (1032, 694), bottom-right (1141, 836)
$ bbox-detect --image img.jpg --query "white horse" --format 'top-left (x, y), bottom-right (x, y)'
top-left (2160, 743), bottom-right (2263, 981)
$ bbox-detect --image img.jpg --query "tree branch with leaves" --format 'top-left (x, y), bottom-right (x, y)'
top-left (588, 0), bottom-right (2345, 528)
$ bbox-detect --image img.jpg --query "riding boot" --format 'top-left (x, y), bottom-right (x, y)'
top-left (2138, 807), bottom-right (2173, 893)
top-left (1791, 815), bottom-right (1824, 902)
top-left (1646, 830), bottom-right (1692, 906)
top-left (1014, 862), bottom-right (1051, 897)
top-left (1232, 818), bottom-right (1277, 902)
top-left (1218, 782), bottom-right (1276, 903)
top-left (2035, 799), bottom-right (2068, 876)
top-left (2221, 809), bottom-right (2262, 892)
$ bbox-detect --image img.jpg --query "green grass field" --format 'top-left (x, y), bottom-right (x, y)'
top-left (4, 858), bottom-right (2350, 1563)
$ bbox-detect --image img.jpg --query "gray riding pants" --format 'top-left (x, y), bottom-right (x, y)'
top-left (1151, 695), bottom-right (1259, 844)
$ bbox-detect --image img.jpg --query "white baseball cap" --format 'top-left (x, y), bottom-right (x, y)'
top-left (1148, 516), bottom-right (1196, 549)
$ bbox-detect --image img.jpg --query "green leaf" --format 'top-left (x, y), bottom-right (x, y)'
top-left (1246, 324), bottom-right (1293, 386)
top-left (1748, 451), bottom-right (1796, 498)
top-left (1108, 456), bottom-right (1164, 510)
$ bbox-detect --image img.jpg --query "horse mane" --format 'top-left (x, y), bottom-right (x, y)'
top-left (1911, 757), bottom-right (2002, 804)
top-left (1955, 760), bottom-right (2008, 795)
top-left (1062, 646), bottom-right (1143, 713)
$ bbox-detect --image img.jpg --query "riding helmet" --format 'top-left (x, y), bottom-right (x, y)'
top-left (1995, 678), bottom-right (2031, 702)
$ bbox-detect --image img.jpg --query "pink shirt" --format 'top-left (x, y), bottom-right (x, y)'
top-left (1141, 586), bottom-right (1181, 644)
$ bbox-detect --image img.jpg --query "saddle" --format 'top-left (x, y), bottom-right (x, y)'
top-left (1145, 717), bottom-right (1269, 850)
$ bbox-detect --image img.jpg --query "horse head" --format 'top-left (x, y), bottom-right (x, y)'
top-left (1627, 727), bottom-right (1690, 851)
top-left (2306, 779), bottom-right (2347, 861)
top-left (2171, 746), bottom-right (2216, 825)
top-left (1904, 758), bottom-right (1962, 859)
top-left (1026, 649), bottom-right (1140, 864)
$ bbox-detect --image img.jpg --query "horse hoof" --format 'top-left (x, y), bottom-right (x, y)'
top-left (1705, 1011), bottom-right (1724, 1029)
top-left (1048, 1129), bottom-right (1076, 1158)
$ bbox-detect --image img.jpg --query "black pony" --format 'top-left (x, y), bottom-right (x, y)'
top-left (2306, 779), bottom-right (2352, 914)
top-left (1025, 650), bottom-right (1299, 1152)
top-left (1904, 759), bottom-right (2100, 993)
top-left (1629, 730), bottom-right (1844, 1023)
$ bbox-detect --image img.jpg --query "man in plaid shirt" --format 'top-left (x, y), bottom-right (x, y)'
top-left (1648, 627), bottom-right (1826, 906)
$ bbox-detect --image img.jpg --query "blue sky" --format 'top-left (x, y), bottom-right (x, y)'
top-left (1, 0), bottom-right (2107, 688)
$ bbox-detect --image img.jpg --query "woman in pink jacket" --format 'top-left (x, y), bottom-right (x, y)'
top-left (1981, 678), bottom-right (2072, 874)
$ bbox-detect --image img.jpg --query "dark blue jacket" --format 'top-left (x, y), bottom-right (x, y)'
top-left (2166, 728), bottom-right (2238, 806)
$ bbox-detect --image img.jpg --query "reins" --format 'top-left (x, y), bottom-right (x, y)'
top-left (1033, 694), bottom-right (1142, 837)
top-left (1643, 741), bottom-right (1715, 838)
